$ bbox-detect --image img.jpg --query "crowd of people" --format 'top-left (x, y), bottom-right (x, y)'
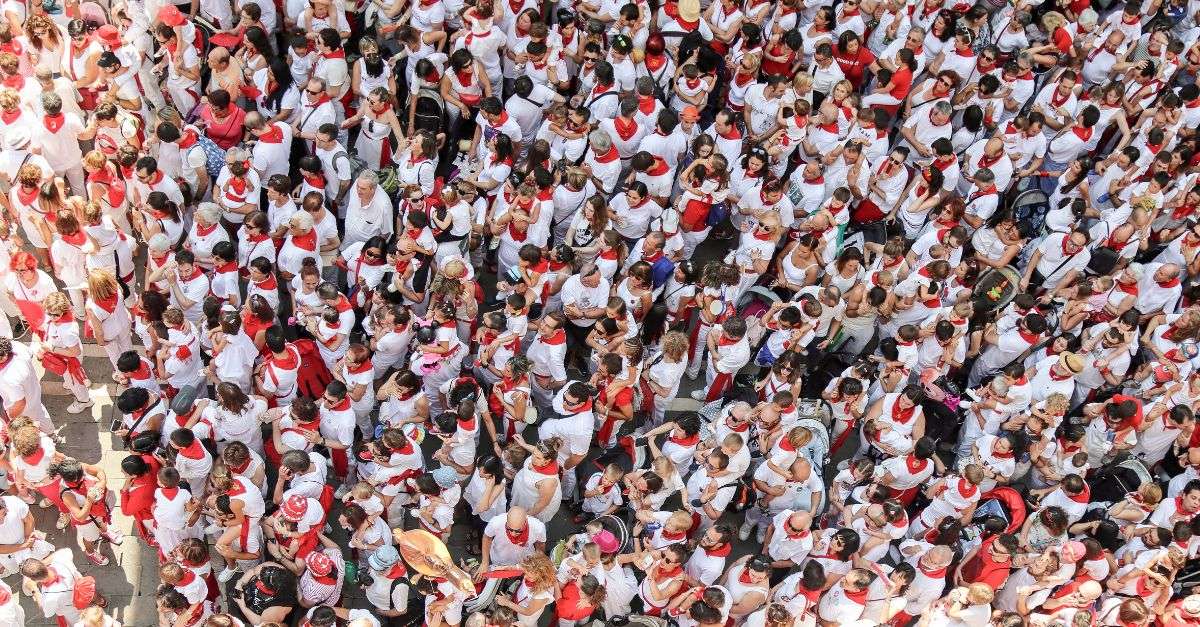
top-left (3, 0), bottom-right (1200, 624)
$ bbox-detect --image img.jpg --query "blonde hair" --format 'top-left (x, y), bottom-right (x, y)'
top-left (79, 606), bottom-right (108, 627)
top-left (1043, 393), bottom-right (1069, 415)
top-left (82, 150), bottom-right (108, 172)
top-left (966, 583), bottom-right (994, 604)
top-left (43, 291), bottom-right (71, 317)
top-left (87, 269), bottom-right (119, 301)
top-left (520, 553), bottom-right (558, 591)
top-left (1138, 482), bottom-right (1164, 506)
top-left (662, 331), bottom-right (689, 361)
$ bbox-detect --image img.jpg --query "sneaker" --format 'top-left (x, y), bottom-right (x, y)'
top-left (690, 389), bottom-right (707, 401)
top-left (55, 513), bottom-right (69, 530)
top-left (67, 400), bottom-right (94, 414)
top-left (217, 567), bottom-right (240, 584)
top-left (85, 551), bottom-right (109, 566)
top-left (104, 528), bottom-right (124, 546)
top-left (11, 321), bottom-right (26, 339)
top-left (738, 520), bottom-right (754, 541)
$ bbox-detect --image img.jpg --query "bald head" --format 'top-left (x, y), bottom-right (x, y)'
top-left (507, 507), bottom-right (528, 528)
top-left (924, 545), bottom-right (954, 568)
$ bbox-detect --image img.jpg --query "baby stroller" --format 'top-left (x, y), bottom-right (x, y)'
top-left (959, 486), bottom-right (1029, 554)
top-left (1088, 457), bottom-right (1153, 504)
top-left (1009, 187), bottom-right (1052, 237)
top-left (971, 265), bottom-right (1023, 319)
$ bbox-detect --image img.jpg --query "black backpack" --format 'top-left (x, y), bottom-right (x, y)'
top-left (412, 87), bottom-right (446, 137)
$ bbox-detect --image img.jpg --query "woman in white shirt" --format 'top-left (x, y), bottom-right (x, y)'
top-left (971, 208), bottom-right (1024, 269)
top-left (85, 269), bottom-right (133, 371)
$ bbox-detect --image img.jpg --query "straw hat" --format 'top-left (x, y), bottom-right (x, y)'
top-left (394, 529), bottom-right (474, 593)
top-left (1057, 352), bottom-right (1083, 375)
top-left (678, 0), bottom-right (701, 22)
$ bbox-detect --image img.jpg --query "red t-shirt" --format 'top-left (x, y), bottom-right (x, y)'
top-left (199, 104), bottom-right (248, 150)
top-left (1052, 27), bottom-right (1073, 54)
top-left (834, 46), bottom-right (876, 88)
top-left (889, 66), bottom-right (914, 100)
top-left (958, 537), bottom-right (1012, 590)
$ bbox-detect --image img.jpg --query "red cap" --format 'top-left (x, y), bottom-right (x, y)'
top-left (281, 494), bottom-right (309, 522)
top-left (72, 576), bottom-right (97, 609)
top-left (306, 551), bottom-right (334, 576)
top-left (158, 5), bottom-right (187, 26)
top-left (95, 25), bottom-right (122, 49)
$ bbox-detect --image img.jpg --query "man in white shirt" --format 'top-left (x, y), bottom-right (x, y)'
top-left (246, 112), bottom-right (293, 180)
top-left (342, 171), bottom-right (393, 249)
top-left (31, 92), bottom-right (86, 194)
top-left (504, 76), bottom-right (562, 153)
top-left (479, 507), bottom-right (546, 572)
top-left (293, 78), bottom-right (338, 152)
top-left (0, 495), bottom-right (53, 575)
top-left (560, 263), bottom-right (611, 344)
top-left (1023, 229), bottom-right (1092, 294)
top-left (313, 125), bottom-right (353, 207)
top-left (743, 75), bottom-right (787, 138)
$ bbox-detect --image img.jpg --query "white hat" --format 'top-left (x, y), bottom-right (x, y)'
top-left (4, 127), bottom-right (30, 150)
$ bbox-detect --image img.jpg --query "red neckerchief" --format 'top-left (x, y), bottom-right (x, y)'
top-left (843, 585), bottom-right (869, 604)
top-left (531, 460), bottom-right (559, 476)
top-left (738, 567), bottom-right (759, 584)
top-left (669, 432), bottom-right (700, 446)
top-left (62, 230), bottom-right (87, 246)
top-left (178, 440), bottom-right (206, 460)
top-left (505, 521), bottom-right (529, 544)
top-left (1159, 276), bottom-right (1182, 289)
top-left (1, 74), bottom-right (22, 91)
top-left (258, 124), bottom-right (285, 143)
top-left (1067, 483), bottom-right (1090, 503)
top-left (919, 562), bottom-right (948, 578)
top-left (0, 108), bottom-right (19, 124)
top-left (1072, 125), bottom-right (1093, 142)
top-left (39, 567), bottom-right (62, 589)
top-left (707, 542), bottom-right (732, 557)
top-left (43, 113), bottom-right (65, 133)
top-left (328, 396), bottom-right (351, 412)
top-left (957, 477), bottom-right (978, 499)
top-left (1113, 279), bottom-right (1138, 295)
top-left (253, 273), bottom-right (277, 291)
top-left (322, 49), bottom-right (346, 60)
top-left (905, 454), bottom-right (928, 474)
top-left (1049, 85), bottom-right (1071, 108)
top-left (991, 443), bottom-right (1014, 459)
top-left (507, 221), bottom-right (528, 242)
top-left (594, 145), bottom-right (619, 163)
top-left (22, 446), bottom-right (46, 465)
top-left (891, 397), bottom-right (916, 424)
top-left (637, 95), bottom-right (658, 115)
top-left (179, 265), bottom-right (205, 283)
top-left (291, 230), bottom-right (318, 252)
top-left (1017, 327), bottom-right (1040, 344)
top-left (613, 116), bottom-right (638, 141)
top-left (347, 358), bottom-right (373, 374)
top-left (541, 329), bottom-right (566, 345)
top-left (978, 151), bottom-right (1003, 169)
top-left (177, 128), bottom-right (199, 149)
top-left (159, 486), bottom-right (180, 500)
top-left (303, 172), bottom-right (326, 188)
top-left (196, 221), bottom-right (220, 237)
